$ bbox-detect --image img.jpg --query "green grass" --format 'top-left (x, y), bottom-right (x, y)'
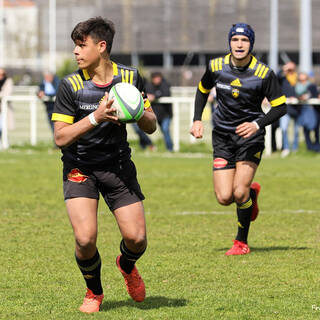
top-left (1, 143), bottom-right (320, 319)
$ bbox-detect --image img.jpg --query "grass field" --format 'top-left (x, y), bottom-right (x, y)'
top-left (1, 142), bottom-right (320, 320)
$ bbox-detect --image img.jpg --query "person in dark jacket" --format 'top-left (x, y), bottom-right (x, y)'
top-left (295, 72), bottom-right (320, 151)
top-left (146, 72), bottom-right (173, 151)
top-left (277, 62), bottom-right (299, 157)
top-left (37, 71), bottom-right (60, 132)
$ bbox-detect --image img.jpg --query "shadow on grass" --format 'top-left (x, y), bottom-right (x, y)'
top-left (250, 246), bottom-right (310, 252)
top-left (101, 296), bottom-right (188, 311)
top-left (216, 246), bottom-right (310, 252)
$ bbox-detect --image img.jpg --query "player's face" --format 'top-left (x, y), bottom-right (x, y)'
top-left (230, 35), bottom-right (250, 61)
top-left (73, 36), bottom-right (104, 69)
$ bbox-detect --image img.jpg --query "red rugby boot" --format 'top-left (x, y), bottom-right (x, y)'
top-left (116, 255), bottom-right (145, 302)
top-left (225, 240), bottom-right (250, 256)
top-left (251, 182), bottom-right (261, 221)
top-left (79, 288), bottom-right (104, 313)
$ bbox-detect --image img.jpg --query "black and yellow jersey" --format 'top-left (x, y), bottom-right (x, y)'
top-left (197, 53), bottom-right (286, 132)
top-left (52, 61), bottom-right (150, 167)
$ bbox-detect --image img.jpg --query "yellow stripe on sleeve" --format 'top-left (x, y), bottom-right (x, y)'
top-left (215, 59), bottom-right (219, 72)
top-left (258, 65), bottom-right (266, 78)
top-left (130, 71), bottom-right (134, 84)
top-left (198, 81), bottom-right (211, 94)
top-left (211, 59), bottom-right (215, 72)
top-left (224, 53), bottom-right (231, 64)
top-left (125, 70), bottom-right (129, 83)
top-left (249, 56), bottom-right (257, 69)
top-left (270, 95), bottom-right (287, 107)
top-left (76, 74), bottom-right (84, 88)
top-left (121, 69), bottom-right (125, 82)
top-left (261, 67), bottom-right (269, 79)
top-left (254, 64), bottom-right (262, 76)
top-left (68, 77), bottom-right (77, 92)
top-left (51, 113), bottom-right (75, 124)
top-left (218, 58), bottom-right (222, 70)
top-left (72, 75), bottom-right (81, 91)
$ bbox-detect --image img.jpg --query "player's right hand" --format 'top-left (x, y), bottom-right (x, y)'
top-left (94, 91), bottom-right (120, 125)
top-left (190, 120), bottom-right (203, 139)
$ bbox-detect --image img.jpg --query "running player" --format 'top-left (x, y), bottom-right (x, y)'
top-left (190, 23), bottom-right (286, 255)
top-left (52, 17), bottom-right (157, 313)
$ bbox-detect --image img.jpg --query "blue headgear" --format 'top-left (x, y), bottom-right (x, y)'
top-left (228, 23), bottom-right (255, 53)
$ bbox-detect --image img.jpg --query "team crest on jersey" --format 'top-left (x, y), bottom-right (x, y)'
top-left (232, 88), bottom-right (240, 98)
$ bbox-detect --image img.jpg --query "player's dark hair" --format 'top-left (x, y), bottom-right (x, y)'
top-left (71, 17), bottom-right (115, 54)
top-left (151, 71), bottom-right (163, 78)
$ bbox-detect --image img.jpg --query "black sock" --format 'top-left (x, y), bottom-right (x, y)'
top-left (250, 187), bottom-right (257, 201)
top-left (119, 239), bottom-right (146, 274)
top-left (75, 249), bottom-right (103, 295)
top-left (235, 197), bottom-right (253, 244)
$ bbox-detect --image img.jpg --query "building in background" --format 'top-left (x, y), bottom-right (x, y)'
top-left (0, 1), bottom-right (38, 69)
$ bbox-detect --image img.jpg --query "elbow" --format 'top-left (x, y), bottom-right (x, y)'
top-left (148, 123), bottom-right (157, 134)
top-left (54, 137), bottom-right (66, 148)
top-left (145, 121), bottom-right (157, 134)
top-left (54, 133), bottom-right (69, 148)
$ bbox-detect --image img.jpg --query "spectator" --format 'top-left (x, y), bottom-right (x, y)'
top-left (37, 71), bottom-right (59, 133)
top-left (295, 72), bottom-right (320, 151)
top-left (146, 72), bottom-right (173, 151)
top-left (0, 68), bottom-right (14, 138)
top-left (277, 61), bottom-right (299, 157)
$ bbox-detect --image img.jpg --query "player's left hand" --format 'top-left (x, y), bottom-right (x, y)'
top-left (235, 122), bottom-right (257, 138)
top-left (95, 91), bottom-right (121, 125)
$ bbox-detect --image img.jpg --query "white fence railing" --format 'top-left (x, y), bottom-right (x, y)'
top-left (1, 95), bottom-right (38, 149)
top-left (1, 91), bottom-right (320, 155)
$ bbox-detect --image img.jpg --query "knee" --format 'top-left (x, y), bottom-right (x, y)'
top-left (124, 234), bottom-right (147, 252)
top-left (75, 234), bottom-right (96, 253)
top-left (215, 190), bottom-right (233, 206)
top-left (233, 186), bottom-right (249, 204)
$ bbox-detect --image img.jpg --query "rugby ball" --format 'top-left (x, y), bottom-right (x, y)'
top-left (108, 82), bottom-right (144, 122)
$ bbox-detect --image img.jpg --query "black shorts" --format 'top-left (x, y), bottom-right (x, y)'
top-left (212, 128), bottom-right (265, 170)
top-left (63, 160), bottom-right (145, 211)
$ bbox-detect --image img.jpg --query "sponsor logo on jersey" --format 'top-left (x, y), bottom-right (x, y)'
top-left (230, 78), bottom-right (242, 87)
top-left (79, 104), bottom-right (99, 110)
top-left (216, 82), bottom-right (231, 90)
top-left (67, 168), bottom-right (88, 183)
top-left (232, 88), bottom-right (240, 98)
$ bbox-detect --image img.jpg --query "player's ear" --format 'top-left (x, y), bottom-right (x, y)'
top-left (98, 40), bottom-right (107, 53)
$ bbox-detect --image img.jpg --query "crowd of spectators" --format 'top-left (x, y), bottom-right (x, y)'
top-left (274, 61), bottom-right (320, 156)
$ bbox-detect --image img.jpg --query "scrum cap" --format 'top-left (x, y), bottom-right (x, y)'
top-left (228, 23), bottom-right (255, 52)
